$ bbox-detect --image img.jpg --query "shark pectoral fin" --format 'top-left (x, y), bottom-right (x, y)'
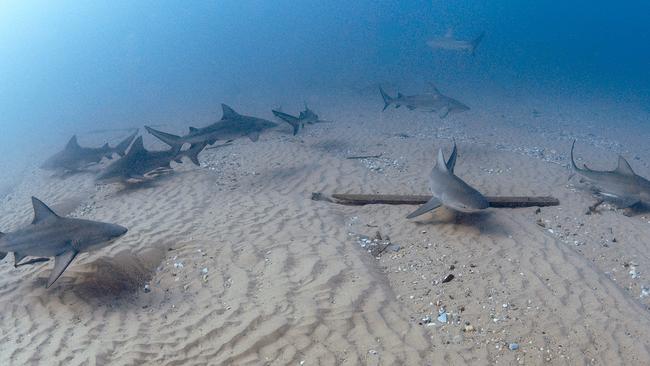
top-left (248, 131), bottom-right (260, 142)
top-left (16, 257), bottom-right (49, 267)
top-left (406, 197), bottom-right (442, 219)
top-left (47, 250), bottom-right (78, 288)
top-left (406, 105), bottom-right (416, 110)
top-left (0, 252), bottom-right (7, 260)
top-left (14, 252), bottom-right (27, 267)
top-left (438, 106), bottom-right (450, 119)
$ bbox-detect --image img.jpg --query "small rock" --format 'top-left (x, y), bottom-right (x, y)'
top-left (509, 343), bottom-right (519, 351)
top-left (143, 284), bottom-right (151, 293)
top-left (441, 274), bottom-right (455, 283)
top-left (463, 325), bottom-right (475, 332)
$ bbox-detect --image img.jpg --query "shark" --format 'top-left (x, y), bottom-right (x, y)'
top-left (426, 29), bottom-right (485, 55)
top-left (407, 142), bottom-right (489, 218)
top-left (571, 140), bottom-right (650, 208)
top-left (145, 104), bottom-right (277, 151)
top-left (41, 132), bottom-right (138, 173)
top-left (97, 136), bottom-right (207, 183)
top-left (272, 104), bottom-right (330, 135)
top-left (0, 197), bottom-right (128, 288)
top-left (379, 84), bottom-right (469, 118)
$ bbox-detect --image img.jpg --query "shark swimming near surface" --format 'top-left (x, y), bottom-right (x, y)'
top-left (0, 197), bottom-right (128, 288)
top-left (97, 136), bottom-right (207, 183)
top-left (379, 84), bottom-right (469, 118)
top-left (426, 29), bottom-right (485, 55)
top-left (571, 140), bottom-right (650, 208)
top-left (407, 142), bottom-right (489, 218)
top-left (145, 104), bottom-right (277, 151)
top-left (41, 131), bottom-right (138, 173)
top-left (272, 104), bottom-right (330, 135)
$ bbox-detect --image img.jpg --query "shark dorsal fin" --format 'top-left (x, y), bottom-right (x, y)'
top-left (616, 156), bottom-right (635, 175)
top-left (428, 82), bottom-right (441, 95)
top-left (101, 143), bottom-right (109, 149)
top-left (445, 28), bottom-right (454, 38)
top-left (446, 141), bottom-right (457, 173)
top-left (221, 104), bottom-right (240, 120)
top-left (65, 135), bottom-right (80, 150)
top-left (435, 148), bottom-right (449, 173)
top-left (126, 136), bottom-right (145, 156)
top-left (31, 197), bottom-right (59, 224)
top-left (189, 127), bottom-right (199, 133)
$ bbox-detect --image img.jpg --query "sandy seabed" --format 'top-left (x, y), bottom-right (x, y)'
top-left (1, 89), bottom-right (650, 365)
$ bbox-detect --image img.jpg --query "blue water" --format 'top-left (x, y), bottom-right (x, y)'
top-left (1, 1), bottom-right (649, 183)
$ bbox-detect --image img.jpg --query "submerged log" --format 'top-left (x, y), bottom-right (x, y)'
top-left (312, 193), bottom-right (559, 208)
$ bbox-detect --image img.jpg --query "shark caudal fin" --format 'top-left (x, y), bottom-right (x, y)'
top-left (114, 130), bottom-right (138, 157)
top-left (379, 87), bottom-right (393, 111)
top-left (570, 140), bottom-right (581, 171)
top-left (272, 110), bottom-right (301, 135)
top-left (470, 32), bottom-right (485, 55)
top-left (145, 126), bottom-right (183, 152)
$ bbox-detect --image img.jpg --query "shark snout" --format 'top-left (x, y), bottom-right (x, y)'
top-left (110, 224), bottom-right (128, 238)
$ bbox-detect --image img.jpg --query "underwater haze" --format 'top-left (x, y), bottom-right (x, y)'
top-left (2, 1), bottom-right (649, 182)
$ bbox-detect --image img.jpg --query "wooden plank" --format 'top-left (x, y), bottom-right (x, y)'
top-left (317, 193), bottom-right (559, 208)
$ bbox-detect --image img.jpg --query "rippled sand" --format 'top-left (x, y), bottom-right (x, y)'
top-left (1, 92), bottom-right (650, 365)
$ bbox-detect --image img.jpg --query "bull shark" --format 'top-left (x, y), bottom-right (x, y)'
top-left (0, 197), bottom-right (128, 288)
top-left (41, 132), bottom-right (138, 173)
top-left (272, 104), bottom-right (330, 135)
top-left (407, 142), bottom-right (489, 218)
top-left (379, 84), bottom-right (469, 118)
top-left (145, 104), bottom-right (277, 151)
top-left (97, 136), bottom-right (206, 183)
top-left (427, 29), bottom-right (485, 55)
top-left (571, 140), bottom-right (650, 207)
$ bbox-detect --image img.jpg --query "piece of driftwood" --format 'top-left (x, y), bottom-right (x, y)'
top-left (346, 153), bottom-right (383, 160)
top-left (312, 193), bottom-right (559, 208)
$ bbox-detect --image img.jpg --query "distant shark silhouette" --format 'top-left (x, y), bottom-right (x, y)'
top-left (571, 140), bottom-right (650, 208)
top-left (427, 29), bottom-right (485, 55)
top-left (0, 197), bottom-right (127, 288)
top-left (145, 104), bottom-right (277, 151)
top-left (97, 136), bottom-right (206, 183)
top-left (272, 104), bottom-right (330, 135)
top-left (379, 84), bottom-right (469, 118)
top-left (407, 142), bottom-right (488, 218)
top-left (41, 132), bottom-right (138, 173)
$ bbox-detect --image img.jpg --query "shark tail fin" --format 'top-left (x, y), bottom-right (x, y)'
top-left (470, 32), bottom-right (485, 55)
top-left (114, 130), bottom-right (138, 157)
top-left (379, 87), bottom-right (393, 111)
top-left (181, 142), bottom-right (208, 166)
top-left (145, 126), bottom-right (183, 153)
top-left (272, 110), bottom-right (300, 135)
top-left (570, 140), bottom-right (580, 171)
